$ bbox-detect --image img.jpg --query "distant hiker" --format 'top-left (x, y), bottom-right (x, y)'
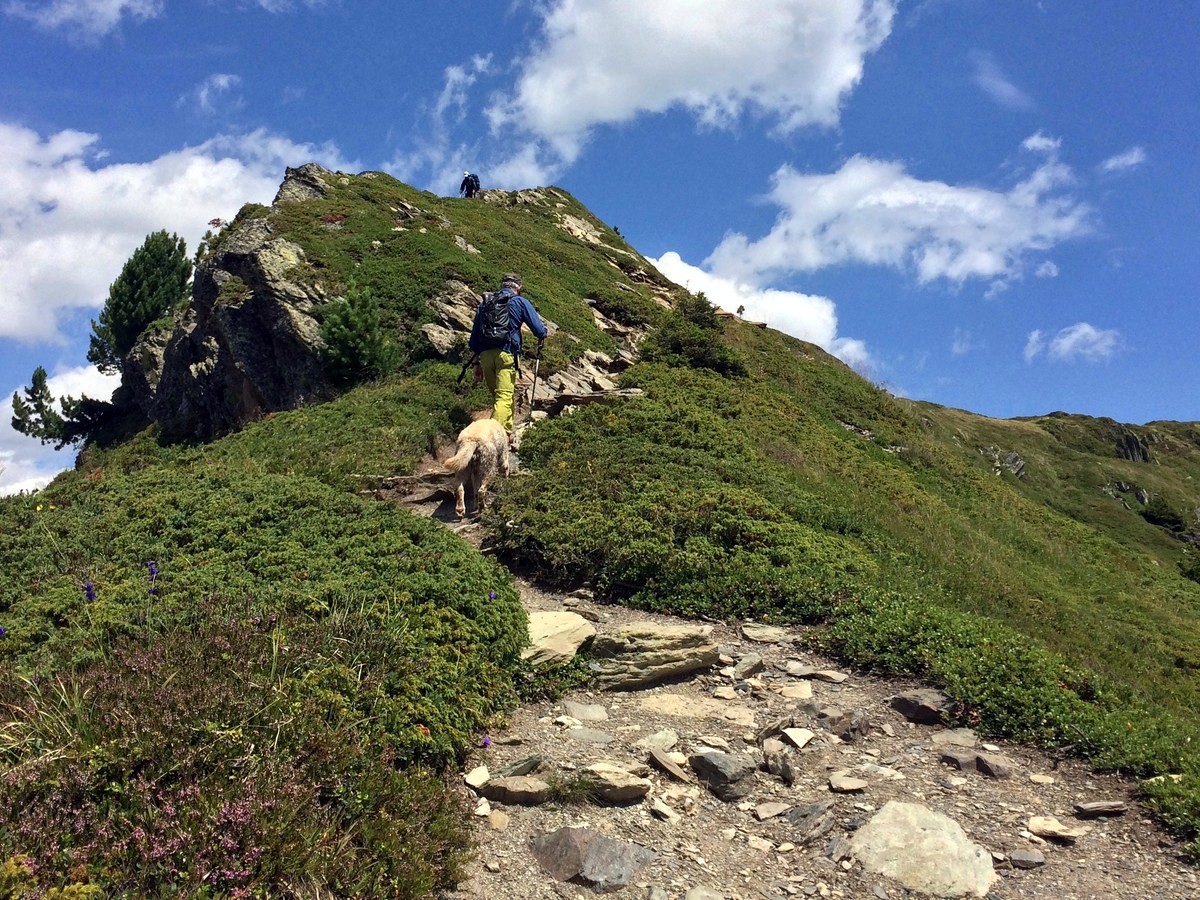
top-left (468, 273), bottom-right (547, 437)
top-left (460, 171), bottom-right (481, 198)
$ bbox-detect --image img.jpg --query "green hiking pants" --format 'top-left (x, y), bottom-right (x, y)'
top-left (480, 349), bottom-right (517, 432)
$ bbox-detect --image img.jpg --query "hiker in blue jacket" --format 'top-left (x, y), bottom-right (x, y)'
top-left (460, 171), bottom-right (481, 198)
top-left (468, 273), bottom-right (546, 437)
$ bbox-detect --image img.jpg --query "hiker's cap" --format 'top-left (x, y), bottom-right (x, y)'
top-left (464, 170), bottom-right (470, 175)
top-left (501, 272), bottom-right (523, 290)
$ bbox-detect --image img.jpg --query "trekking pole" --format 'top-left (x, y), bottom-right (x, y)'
top-left (456, 352), bottom-right (479, 386)
top-left (527, 344), bottom-right (543, 421)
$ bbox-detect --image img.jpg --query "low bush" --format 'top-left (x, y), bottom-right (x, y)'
top-left (0, 613), bottom-right (474, 896)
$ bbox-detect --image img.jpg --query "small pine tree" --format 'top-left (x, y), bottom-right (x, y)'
top-left (11, 366), bottom-right (64, 444)
top-left (320, 285), bottom-right (398, 385)
top-left (88, 230), bottom-right (192, 374)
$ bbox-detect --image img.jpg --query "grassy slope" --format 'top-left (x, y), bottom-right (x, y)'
top-left (3, 171), bottom-right (1200, 893)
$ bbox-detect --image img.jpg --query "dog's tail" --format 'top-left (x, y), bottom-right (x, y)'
top-left (443, 440), bottom-right (479, 473)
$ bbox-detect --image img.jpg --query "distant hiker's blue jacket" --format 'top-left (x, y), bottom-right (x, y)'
top-left (469, 288), bottom-right (547, 357)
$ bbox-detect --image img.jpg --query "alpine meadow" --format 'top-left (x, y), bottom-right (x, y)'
top-left (2, 167), bottom-right (1199, 896)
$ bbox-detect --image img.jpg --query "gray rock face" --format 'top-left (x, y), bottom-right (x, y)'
top-left (591, 623), bottom-right (718, 689)
top-left (531, 826), bottom-right (655, 892)
top-left (850, 800), bottom-right (997, 898)
top-left (149, 216), bottom-right (333, 440)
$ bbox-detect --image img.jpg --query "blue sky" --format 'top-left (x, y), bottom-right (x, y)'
top-left (1, 0), bottom-right (1197, 493)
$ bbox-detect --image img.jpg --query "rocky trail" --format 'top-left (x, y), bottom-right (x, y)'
top-left (435, 580), bottom-right (1195, 900)
top-left (382, 281), bottom-right (1197, 899)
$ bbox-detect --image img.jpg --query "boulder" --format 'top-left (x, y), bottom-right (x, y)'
top-left (850, 801), bottom-right (997, 897)
top-left (582, 762), bottom-right (653, 803)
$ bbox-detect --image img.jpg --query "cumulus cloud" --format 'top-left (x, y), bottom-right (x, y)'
top-left (183, 73), bottom-right (244, 116)
top-left (651, 251), bottom-right (871, 372)
top-left (3, 0), bottom-right (162, 39)
top-left (706, 137), bottom-right (1092, 288)
top-left (970, 51), bottom-right (1034, 110)
top-left (1099, 146), bottom-right (1147, 173)
top-left (0, 121), bottom-right (354, 345)
top-left (1024, 323), bottom-right (1122, 364)
top-left (1035, 261), bottom-right (1058, 278)
top-left (951, 328), bottom-right (973, 356)
top-left (488, 0), bottom-right (897, 162)
top-left (0, 364), bottom-right (120, 495)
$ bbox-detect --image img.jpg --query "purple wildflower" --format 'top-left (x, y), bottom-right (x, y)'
top-left (482, 736), bottom-right (492, 748)
top-left (0, 626), bottom-right (6, 638)
top-left (84, 581), bottom-right (96, 603)
top-left (147, 560), bottom-right (159, 595)
top-left (488, 591), bottom-right (497, 599)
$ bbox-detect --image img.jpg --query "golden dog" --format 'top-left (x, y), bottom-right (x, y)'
top-left (443, 417), bottom-right (512, 518)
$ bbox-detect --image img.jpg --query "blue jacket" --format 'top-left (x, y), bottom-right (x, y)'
top-left (469, 287), bottom-right (547, 356)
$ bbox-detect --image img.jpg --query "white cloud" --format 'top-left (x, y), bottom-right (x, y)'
top-left (0, 364), bottom-right (119, 496)
top-left (1024, 323), bottom-right (1122, 364)
top-left (1023, 329), bottom-right (1045, 363)
top-left (388, 57), bottom-right (510, 195)
top-left (184, 73), bottom-right (244, 116)
top-left (488, 0), bottom-right (897, 162)
top-left (971, 51), bottom-right (1035, 110)
top-left (706, 137), bottom-right (1092, 288)
top-left (651, 251), bottom-right (872, 372)
top-left (1099, 146), bottom-right (1147, 173)
top-left (1035, 260), bottom-right (1058, 278)
top-left (951, 328), bottom-right (973, 356)
top-left (3, 0), bottom-right (162, 39)
top-left (0, 121), bottom-right (354, 345)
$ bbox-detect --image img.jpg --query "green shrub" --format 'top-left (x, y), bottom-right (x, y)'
top-left (320, 284), bottom-right (400, 385)
top-left (640, 292), bottom-right (745, 377)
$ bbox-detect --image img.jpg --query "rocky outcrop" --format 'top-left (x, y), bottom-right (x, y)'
top-left (147, 216), bottom-right (333, 440)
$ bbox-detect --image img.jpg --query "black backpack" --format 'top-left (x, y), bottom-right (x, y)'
top-left (468, 173), bottom-right (481, 192)
top-left (477, 290), bottom-right (512, 349)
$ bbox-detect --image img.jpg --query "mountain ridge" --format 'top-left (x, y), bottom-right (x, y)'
top-left (1, 163), bottom-right (1198, 895)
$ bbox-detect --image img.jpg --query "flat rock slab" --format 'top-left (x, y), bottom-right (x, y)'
top-left (648, 748), bottom-right (692, 783)
top-left (563, 700), bottom-right (609, 722)
top-left (931, 728), bottom-right (979, 748)
top-left (1074, 800), bottom-right (1129, 818)
top-left (523, 611), bottom-right (596, 666)
top-left (778, 682), bottom-right (814, 700)
top-left (532, 826), bottom-right (656, 891)
top-left (850, 800), bottom-right (997, 897)
top-left (566, 727), bottom-right (616, 745)
top-left (591, 623), bottom-right (719, 689)
top-left (890, 688), bottom-right (955, 725)
top-left (742, 622), bottom-right (789, 643)
top-left (830, 771), bottom-right (869, 793)
top-left (1028, 815), bottom-right (1092, 843)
